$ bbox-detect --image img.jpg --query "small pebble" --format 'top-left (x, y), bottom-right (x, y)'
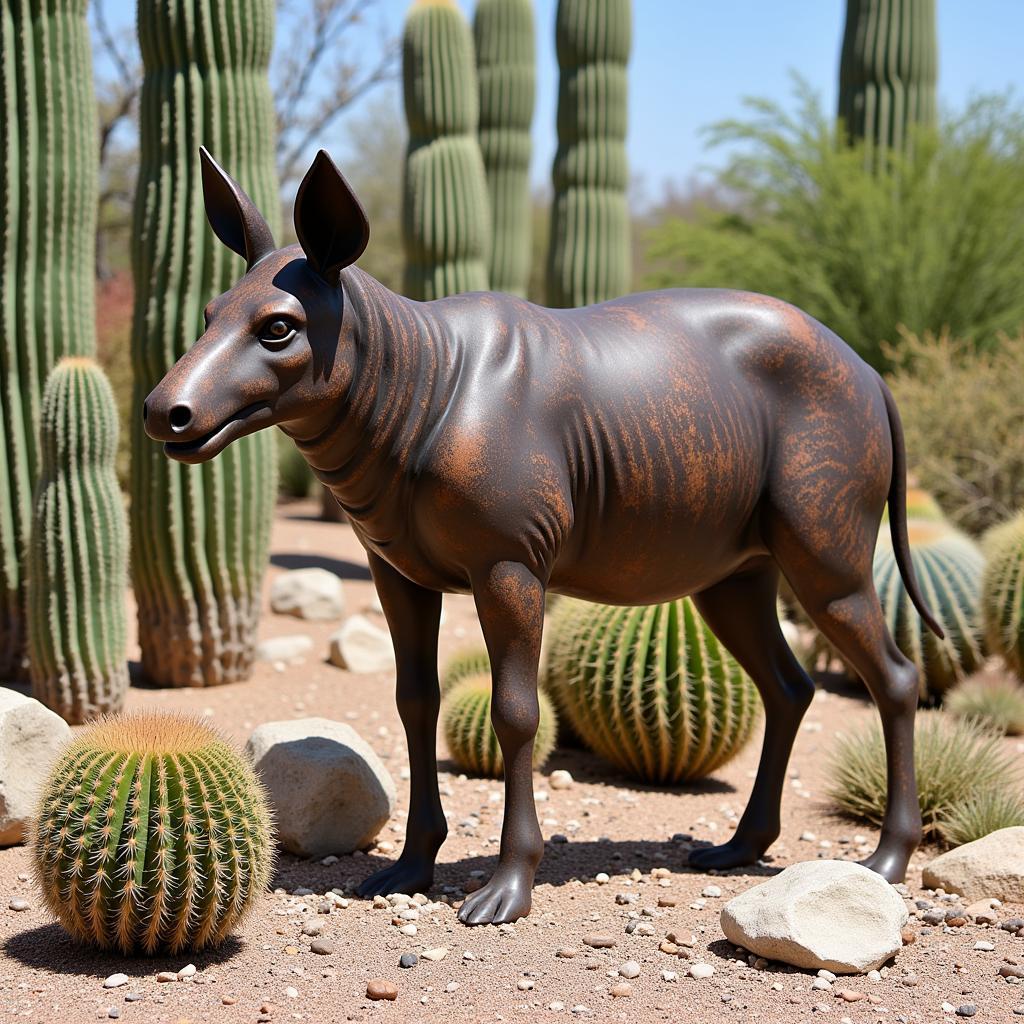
top-left (583, 933), bottom-right (616, 949)
top-left (956, 1005), bottom-right (977, 1018)
top-left (177, 964), bottom-right (196, 980)
top-left (974, 940), bottom-right (995, 951)
top-left (123, 994), bottom-right (141, 1003)
top-left (107, 1009), bottom-right (120, 1020)
top-left (310, 938), bottom-right (334, 955)
top-left (156, 972), bottom-right (177, 983)
top-left (1000, 965), bottom-right (1024, 979)
top-left (688, 963), bottom-right (714, 980)
top-left (701, 885), bottom-right (722, 898)
top-left (366, 979), bottom-right (398, 1001)
top-left (661, 970), bottom-right (678, 982)
top-left (838, 990), bottom-right (866, 1002)
top-left (618, 961), bottom-right (640, 979)
top-left (221, 996), bottom-right (237, 1005)
top-left (556, 948), bottom-right (577, 959)
top-left (594, 872), bottom-right (610, 885)
top-left (421, 947), bottom-right (448, 962)
top-left (8, 898), bottom-right (29, 912)
top-left (517, 978), bottom-right (535, 991)
top-left (609, 982), bottom-right (632, 998)
top-left (901, 927), bottom-right (916, 945)
top-left (285, 986), bottom-right (299, 999)
top-left (549, 769), bottom-right (574, 790)
top-left (103, 974), bottom-right (129, 989)
top-left (399, 953), bottom-right (418, 969)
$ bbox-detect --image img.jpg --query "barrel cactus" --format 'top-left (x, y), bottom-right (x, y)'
top-left (544, 597), bottom-right (761, 784)
top-left (31, 713), bottom-right (273, 954)
top-left (441, 644), bottom-right (492, 696)
top-left (1, 0), bottom-right (98, 679)
top-left (546, 0), bottom-right (632, 308)
top-left (27, 359), bottom-right (129, 723)
top-left (130, 0), bottom-right (280, 686)
top-left (874, 521), bottom-right (985, 699)
top-left (981, 512), bottom-right (1024, 677)
top-left (402, 0), bottom-right (491, 300)
top-left (442, 673), bottom-right (557, 778)
top-left (474, 0), bottom-right (535, 297)
top-left (838, 0), bottom-right (937, 160)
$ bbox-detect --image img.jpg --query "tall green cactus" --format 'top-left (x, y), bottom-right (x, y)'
top-left (0, 0), bottom-right (98, 679)
top-left (838, 0), bottom-right (938, 160)
top-left (27, 359), bottom-right (128, 723)
top-left (130, 0), bottom-right (280, 687)
top-left (545, 0), bottom-right (631, 308)
top-left (474, 0), bottom-right (535, 297)
top-left (31, 713), bottom-right (273, 954)
top-left (981, 512), bottom-right (1024, 678)
top-left (401, 0), bottom-right (491, 300)
top-left (545, 597), bottom-right (761, 784)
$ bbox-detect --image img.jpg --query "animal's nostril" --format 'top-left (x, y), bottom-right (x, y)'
top-left (142, 401), bottom-right (149, 422)
top-left (169, 404), bottom-right (193, 433)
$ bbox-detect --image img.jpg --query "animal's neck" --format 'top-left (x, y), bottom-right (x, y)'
top-left (289, 268), bottom-right (455, 518)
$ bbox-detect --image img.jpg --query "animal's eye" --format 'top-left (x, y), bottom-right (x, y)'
top-left (259, 318), bottom-right (296, 347)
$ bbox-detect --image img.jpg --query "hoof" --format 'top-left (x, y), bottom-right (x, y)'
top-left (857, 846), bottom-right (912, 884)
top-left (356, 857), bottom-right (435, 899)
top-left (687, 835), bottom-right (771, 872)
top-left (457, 868), bottom-right (533, 925)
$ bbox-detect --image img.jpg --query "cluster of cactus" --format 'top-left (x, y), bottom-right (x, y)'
top-left (474, 0), bottom-right (536, 297)
top-left (27, 359), bottom-right (129, 723)
top-left (31, 713), bottom-right (273, 954)
top-left (544, 597), bottom-right (761, 784)
top-left (441, 644), bottom-right (493, 695)
top-left (874, 520), bottom-right (985, 699)
top-left (1, 0), bottom-right (98, 679)
top-left (401, 0), bottom-right (491, 300)
top-left (546, 0), bottom-right (632, 308)
top-left (130, 0), bottom-right (280, 686)
top-left (981, 511), bottom-right (1024, 677)
top-left (442, 671), bottom-right (557, 778)
top-left (838, 0), bottom-right (937, 160)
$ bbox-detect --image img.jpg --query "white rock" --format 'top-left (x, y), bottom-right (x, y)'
top-left (270, 568), bottom-right (345, 621)
top-left (720, 860), bottom-right (908, 974)
top-left (0, 690), bottom-right (71, 846)
top-left (922, 827), bottom-right (1024, 903)
top-left (246, 718), bottom-right (396, 857)
top-left (549, 769), bottom-right (574, 790)
top-left (177, 964), bottom-right (196, 979)
top-left (702, 885), bottom-right (722, 898)
top-left (688, 963), bottom-right (714, 980)
top-left (328, 615), bottom-right (394, 674)
top-left (618, 961), bottom-right (640, 979)
top-left (103, 974), bottom-right (128, 989)
top-left (661, 970), bottom-right (678, 982)
top-left (255, 635), bottom-right (314, 663)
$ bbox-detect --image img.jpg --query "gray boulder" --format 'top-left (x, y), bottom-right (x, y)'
top-left (0, 690), bottom-right (72, 846)
top-left (246, 717), bottom-right (395, 857)
top-left (922, 827), bottom-right (1024, 903)
top-left (270, 568), bottom-right (345, 621)
top-left (720, 860), bottom-right (908, 974)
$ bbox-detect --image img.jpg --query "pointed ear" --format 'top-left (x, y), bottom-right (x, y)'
top-left (199, 147), bottom-right (276, 269)
top-left (294, 150), bottom-right (370, 286)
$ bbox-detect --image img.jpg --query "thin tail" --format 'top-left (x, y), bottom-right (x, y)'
top-left (879, 377), bottom-right (945, 639)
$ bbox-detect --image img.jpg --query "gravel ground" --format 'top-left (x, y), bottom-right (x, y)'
top-left (2, 500), bottom-right (1022, 1024)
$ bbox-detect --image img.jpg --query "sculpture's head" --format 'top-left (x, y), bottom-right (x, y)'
top-left (143, 149), bottom-right (369, 464)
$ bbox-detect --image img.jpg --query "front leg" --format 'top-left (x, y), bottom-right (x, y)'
top-left (459, 561), bottom-right (546, 925)
top-left (356, 552), bottom-right (447, 898)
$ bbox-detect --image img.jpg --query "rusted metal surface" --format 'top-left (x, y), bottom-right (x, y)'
top-left (145, 150), bottom-right (942, 925)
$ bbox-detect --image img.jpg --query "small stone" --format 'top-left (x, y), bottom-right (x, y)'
top-left (7, 898), bottom-right (29, 912)
top-left (177, 964), bottom-right (196, 980)
top-left (328, 615), bottom-right (395, 674)
top-left (594, 872), bottom-right (610, 885)
top-left (310, 938), bottom-right (334, 955)
top-left (702, 885), bottom-right (722, 898)
top-left (103, 974), bottom-right (128, 989)
top-left (556, 948), bottom-right (577, 958)
top-left (867, 970), bottom-right (882, 982)
top-left (399, 953), bottom-right (418, 969)
top-left (662, 970), bottom-right (678, 982)
top-left (421, 947), bottom-right (448, 962)
top-left (974, 940), bottom-right (995, 951)
top-left (901, 927), bottom-right (916, 945)
top-left (902, 975), bottom-right (919, 988)
top-left (301, 921), bottom-right (322, 937)
top-left (549, 769), bottom-right (574, 790)
top-left (838, 989), bottom-right (866, 1002)
top-left (659, 940), bottom-right (679, 955)
top-left (366, 979), bottom-right (398, 1001)
top-left (584, 933), bottom-right (616, 949)
top-left (609, 982), bottom-right (632, 998)
top-left (618, 961), bottom-right (640, 979)
top-left (956, 1005), bottom-right (977, 1018)
top-left (270, 568), bottom-right (344, 621)
top-left (811, 978), bottom-right (832, 991)
top-left (1000, 966), bottom-right (1024, 979)
top-left (123, 994), bottom-right (142, 1003)
top-left (156, 972), bottom-right (177, 983)
top-left (107, 1009), bottom-right (120, 1020)
top-left (517, 978), bottom-right (535, 991)
top-left (221, 996), bottom-right (237, 1005)
top-left (688, 963), bottom-right (714, 980)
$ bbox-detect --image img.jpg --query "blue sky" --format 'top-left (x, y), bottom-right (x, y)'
top-left (99, 0), bottom-right (1021, 197)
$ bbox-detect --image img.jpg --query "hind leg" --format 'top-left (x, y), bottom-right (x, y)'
top-left (688, 563), bottom-right (815, 871)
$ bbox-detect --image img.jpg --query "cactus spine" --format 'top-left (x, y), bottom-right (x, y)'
top-left (545, 597), bottom-right (761, 784)
top-left (443, 673), bottom-right (556, 777)
top-left (474, 0), bottom-right (535, 297)
top-left (0, 0), bottom-right (98, 679)
top-left (838, 0), bottom-right (937, 160)
top-left (545, 0), bottom-right (632, 308)
top-left (874, 522), bottom-right (985, 698)
top-left (401, 0), bottom-right (491, 300)
top-left (31, 713), bottom-right (273, 954)
top-left (27, 359), bottom-right (128, 723)
top-left (981, 512), bottom-right (1024, 678)
top-left (130, 0), bottom-right (280, 686)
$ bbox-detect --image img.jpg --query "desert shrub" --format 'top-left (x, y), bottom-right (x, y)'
top-left (939, 787), bottom-right (1024, 848)
top-left (827, 711), bottom-right (1018, 840)
top-left (643, 84), bottom-right (1024, 370)
top-left (946, 674), bottom-right (1024, 735)
top-left (888, 330), bottom-right (1024, 535)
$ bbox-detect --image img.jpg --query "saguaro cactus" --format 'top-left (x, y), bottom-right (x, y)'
top-left (838, 0), bottom-right (937, 159)
top-left (131, 0), bottom-right (280, 686)
top-left (0, 0), bottom-right (98, 678)
top-left (401, 0), bottom-right (491, 300)
top-left (474, 0), bottom-right (535, 297)
top-left (28, 359), bottom-right (129, 723)
top-left (546, 0), bottom-right (632, 308)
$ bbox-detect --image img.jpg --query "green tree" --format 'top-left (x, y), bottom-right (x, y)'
top-left (643, 84), bottom-right (1024, 369)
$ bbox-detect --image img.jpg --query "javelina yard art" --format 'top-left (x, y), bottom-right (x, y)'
top-left (144, 149), bottom-right (941, 925)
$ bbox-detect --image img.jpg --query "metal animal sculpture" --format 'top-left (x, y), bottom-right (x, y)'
top-left (144, 149), bottom-right (942, 926)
